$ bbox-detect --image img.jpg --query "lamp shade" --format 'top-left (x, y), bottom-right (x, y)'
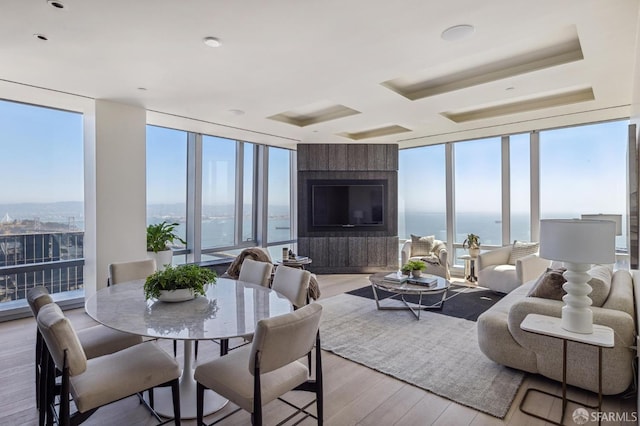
top-left (539, 219), bottom-right (615, 264)
top-left (580, 214), bottom-right (622, 236)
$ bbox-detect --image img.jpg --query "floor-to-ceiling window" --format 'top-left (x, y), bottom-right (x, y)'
top-left (146, 126), bottom-right (188, 264)
top-left (202, 135), bottom-right (237, 250)
top-left (510, 133), bottom-right (531, 242)
top-left (0, 99), bottom-right (84, 303)
top-left (398, 144), bottom-right (446, 241)
top-left (266, 147), bottom-right (294, 259)
top-left (540, 121), bottom-right (628, 252)
top-left (398, 118), bottom-right (630, 274)
top-left (454, 137), bottom-right (502, 261)
top-left (242, 143), bottom-right (256, 244)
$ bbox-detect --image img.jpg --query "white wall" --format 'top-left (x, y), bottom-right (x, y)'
top-left (83, 100), bottom-right (147, 299)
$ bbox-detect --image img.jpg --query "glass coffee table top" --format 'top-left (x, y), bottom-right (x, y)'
top-left (368, 272), bottom-right (450, 320)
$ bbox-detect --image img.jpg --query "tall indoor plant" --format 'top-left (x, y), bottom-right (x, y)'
top-left (146, 221), bottom-right (186, 271)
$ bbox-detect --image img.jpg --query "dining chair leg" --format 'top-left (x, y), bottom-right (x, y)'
top-left (219, 338), bottom-right (229, 357)
top-left (196, 383), bottom-right (204, 426)
top-left (171, 379), bottom-right (181, 425)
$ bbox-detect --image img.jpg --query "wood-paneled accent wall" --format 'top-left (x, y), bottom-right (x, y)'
top-left (297, 143), bottom-right (399, 274)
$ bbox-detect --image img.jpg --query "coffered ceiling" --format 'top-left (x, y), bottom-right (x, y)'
top-left (1, 0), bottom-right (638, 149)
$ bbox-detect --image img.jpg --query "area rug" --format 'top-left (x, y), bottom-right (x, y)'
top-left (346, 284), bottom-right (504, 321)
top-left (318, 293), bottom-right (524, 418)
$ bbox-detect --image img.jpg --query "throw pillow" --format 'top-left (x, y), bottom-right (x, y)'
top-left (527, 267), bottom-right (566, 300)
top-left (411, 234), bottom-right (435, 257)
top-left (587, 264), bottom-right (613, 307)
top-left (508, 240), bottom-right (540, 265)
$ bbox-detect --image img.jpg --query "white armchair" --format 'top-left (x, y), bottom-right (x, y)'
top-left (401, 237), bottom-right (450, 280)
top-left (476, 244), bottom-right (550, 293)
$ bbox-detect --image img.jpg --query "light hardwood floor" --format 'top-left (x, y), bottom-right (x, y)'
top-left (0, 274), bottom-right (636, 425)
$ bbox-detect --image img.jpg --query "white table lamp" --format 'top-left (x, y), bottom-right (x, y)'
top-left (539, 219), bottom-right (615, 334)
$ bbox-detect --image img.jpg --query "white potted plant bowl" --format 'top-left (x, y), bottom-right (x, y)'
top-left (158, 288), bottom-right (195, 302)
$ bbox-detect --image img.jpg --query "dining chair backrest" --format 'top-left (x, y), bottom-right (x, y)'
top-left (108, 258), bottom-right (156, 285)
top-left (27, 286), bottom-right (54, 317)
top-left (271, 265), bottom-right (311, 309)
top-left (37, 303), bottom-right (87, 377)
top-left (249, 303), bottom-right (322, 375)
top-left (238, 258), bottom-right (273, 287)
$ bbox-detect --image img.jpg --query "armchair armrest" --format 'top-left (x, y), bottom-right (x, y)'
top-left (476, 245), bottom-right (511, 271)
top-left (400, 240), bottom-right (411, 266)
top-left (516, 253), bottom-right (551, 285)
top-left (436, 247), bottom-right (448, 267)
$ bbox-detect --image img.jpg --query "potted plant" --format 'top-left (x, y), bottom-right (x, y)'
top-left (144, 264), bottom-right (217, 301)
top-left (463, 233), bottom-right (481, 258)
top-left (146, 221), bottom-right (186, 271)
top-left (401, 259), bottom-right (427, 278)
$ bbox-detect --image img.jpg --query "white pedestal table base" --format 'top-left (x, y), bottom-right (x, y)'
top-left (153, 340), bottom-right (228, 419)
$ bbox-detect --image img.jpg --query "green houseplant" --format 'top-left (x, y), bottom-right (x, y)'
top-left (401, 259), bottom-right (427, 278)
top-left (146, 221), bottom-right (186, 252)
top-left (144, 264), bottom-right (217, 301)
top-left (463, 233), bottom-right (481, 257)
top-left (146, 221), bottom-right (186, 271)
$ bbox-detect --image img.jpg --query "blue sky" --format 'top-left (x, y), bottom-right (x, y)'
top-left (1, 98), bottom-right (629, 218)
top-left (2, 99), bottom-right (291, 206)
top-left (399, 120), bottom-right (628, 216)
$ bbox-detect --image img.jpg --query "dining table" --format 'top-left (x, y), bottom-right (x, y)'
top-left (84, 277), bottom-right (293, 419)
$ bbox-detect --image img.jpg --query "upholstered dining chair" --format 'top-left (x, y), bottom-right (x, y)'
top-left (194, 303), bottom-right (323, 426)
top-left (216, 259), bottom-right (275, 357)
top-left (107, 258), bottom-right (186, 355)
top-left (238, 258), bottom-right (273, 287)
top-left (27, 286), bottom-right (143, 426)
top-left (108, 258), bottom-right (156, 286)
top-left (37, 302), bottom-right (182, 426)
top-left (271, 265), bottom-right (311, 309)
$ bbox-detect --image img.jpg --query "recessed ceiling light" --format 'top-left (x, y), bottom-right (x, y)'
top-left (203, 37), bottom-right (221, 48)
top-left (441, 24), bottom-right (475, 41)
top-left (47, 0), bottom-right (65, 9)
top-left (506, 86), bottom-right (515, 91)
top-left (34, 34), bottom-right (48, 41)
top-left (228, 109), bottom-right (245, 115)
top-left (137, 87), bottom-right (148, 91)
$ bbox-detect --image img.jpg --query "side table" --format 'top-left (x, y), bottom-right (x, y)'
top-left (275, 256), bottom-right (312, 270)
top-left (519, 314), bottom-right (614, 425)
top-left (457, 254), bottom-right (477, 283)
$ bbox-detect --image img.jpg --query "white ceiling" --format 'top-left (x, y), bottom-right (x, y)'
top-left (1, 0), bottom-right (639, 149)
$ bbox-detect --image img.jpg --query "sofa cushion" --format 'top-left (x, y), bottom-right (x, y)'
top-left (410, 234), bottom-right (434, 257)
top-left (587, 264), bottom-right (613, 308)
top-left (478, 264), bottom-right (517, 294)
top-left (508, 241), bottom-right (539, 265)
top-left (527, 267), bottom-right (566, 300)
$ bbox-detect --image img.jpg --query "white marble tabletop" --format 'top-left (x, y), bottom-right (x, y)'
top-left (85, 277), bottom-right (293, 341)
top-left (520, 313), bottom-right (614, 347)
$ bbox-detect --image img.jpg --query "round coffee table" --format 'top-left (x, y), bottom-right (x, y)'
top-left (368, 272), bottom-right (450, 320)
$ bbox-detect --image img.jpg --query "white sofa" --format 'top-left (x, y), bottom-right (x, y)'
top-left (477, 267), bottom-right (636, 395)
top-left (476, 245), bottom-right (550, 293)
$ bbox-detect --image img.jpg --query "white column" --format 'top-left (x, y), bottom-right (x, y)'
top-left (83, 100), bottom-right (147, 299)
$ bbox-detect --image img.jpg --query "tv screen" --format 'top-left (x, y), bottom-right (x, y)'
top-left (310, 180), bottom-right (385, 229)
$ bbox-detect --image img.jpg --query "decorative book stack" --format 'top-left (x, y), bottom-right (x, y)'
top-left (407, 276), bottom-right (437, 287)
top-left (383, 272), bottom-right (408, 283)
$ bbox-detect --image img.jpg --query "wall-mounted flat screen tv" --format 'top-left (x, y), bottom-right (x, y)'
top-left (308, 179), bottom-right (386, 231)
